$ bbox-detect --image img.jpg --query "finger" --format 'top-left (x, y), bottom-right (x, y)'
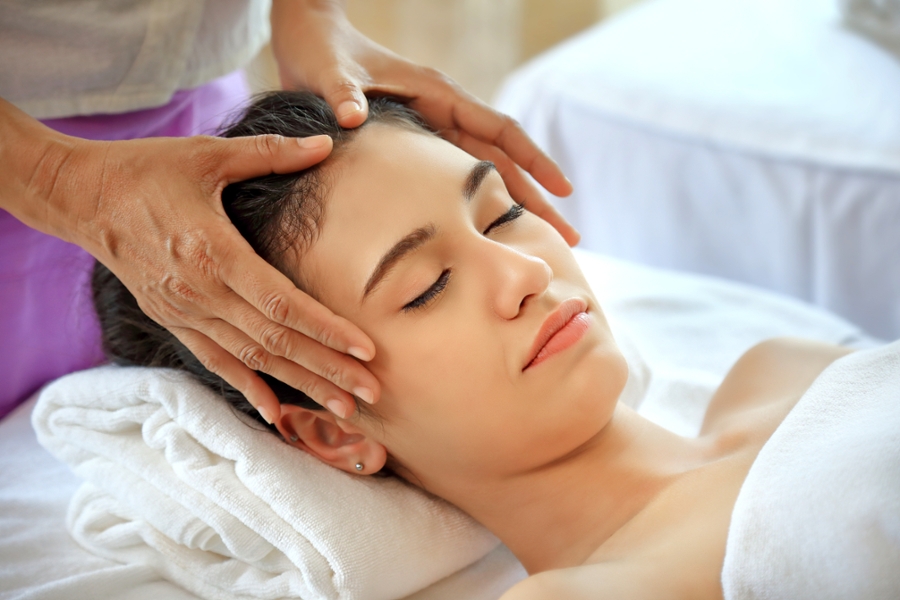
top-left (217, 241), bottom-right (377, 362)
top-left (454, 132), bottom-right (581, 246)
top-left (320, 70), bottom-right (369, 129)
top-left (215, 134), bottom-right (334, 183)
top-left (206, 291), bottom-right (381, 403)
top-left (431, 96), bottom-right (574, 198)
top-left (181, 319), bottom-right (363, 419)
top-left (171, 327), bottom-right (281, 425)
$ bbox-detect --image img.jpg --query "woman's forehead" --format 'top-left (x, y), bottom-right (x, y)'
top-left (299, 125), bottom-right (476, 308)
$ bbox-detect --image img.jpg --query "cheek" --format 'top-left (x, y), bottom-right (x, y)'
top-left (368, 324), bottom-right (514, 466)
top-left (373, 332), bottom-right (629, 478)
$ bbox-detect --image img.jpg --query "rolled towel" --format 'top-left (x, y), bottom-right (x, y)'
top-left (32, 365), bottom-right (500, 600)
top-left (722, 339), bottom-right (900, 599)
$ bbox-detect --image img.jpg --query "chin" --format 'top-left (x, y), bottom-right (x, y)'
top-left (532, 339), bottom-right (628, 459)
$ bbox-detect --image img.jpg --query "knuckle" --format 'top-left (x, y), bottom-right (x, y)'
top-left (259, 292), bottom-right (290, 324)
top-left (159, 273), bottom-right (201, 304)
top-left (298, 378), bottom-right (331, 405)
top-left (309, 321), bottom-right (340, 350)
top-left (317, 360), bottom-right (345, 385)
top-left (238, 344), bottom-right (270, 371)
top-left (330, 79), bottom-right (359, 96)
top-left (259, 324), bottom-right (291, 356)
top-left (172, 230), bottom-right (221, 278)
top-left (140, 297), bottom-right (189, 327)
top-left (254, 134), bottom-right (284, 159)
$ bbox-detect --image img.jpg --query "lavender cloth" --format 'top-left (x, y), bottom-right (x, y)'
top-left (0, 70), bottom-right (251, 420)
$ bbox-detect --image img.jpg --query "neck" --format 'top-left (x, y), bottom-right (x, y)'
top-left (432, 404), bottom-right (712, 573)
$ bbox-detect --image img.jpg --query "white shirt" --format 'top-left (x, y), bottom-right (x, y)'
top-left (0, 0), bottom-right (271, 119)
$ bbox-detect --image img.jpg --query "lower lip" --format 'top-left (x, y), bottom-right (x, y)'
top-left (526, 312), bottom-right (591, 370)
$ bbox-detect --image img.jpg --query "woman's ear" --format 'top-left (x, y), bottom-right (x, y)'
top-left (274, 404), bottom-right (387, 475)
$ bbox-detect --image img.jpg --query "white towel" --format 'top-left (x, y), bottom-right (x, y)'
top-left (32, 366), bottom-right (500, 600)
top-left (722, 339), bottom-right (900, 600)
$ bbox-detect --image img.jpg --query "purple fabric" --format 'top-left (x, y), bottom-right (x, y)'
top-left (1, 70), bottom-right (251, 419)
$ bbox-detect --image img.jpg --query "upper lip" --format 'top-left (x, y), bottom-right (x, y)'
top-left (523, 297), bottom-right (589, 370)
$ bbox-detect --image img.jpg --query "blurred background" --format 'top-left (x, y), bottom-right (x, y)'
top-left (247, 0), bottom-right (644, 101)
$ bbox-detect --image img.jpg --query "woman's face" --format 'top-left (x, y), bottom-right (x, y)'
top-left (297, 124), bottom-right (628, 486)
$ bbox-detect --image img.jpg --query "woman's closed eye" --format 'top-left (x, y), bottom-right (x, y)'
top-left (403, 269), bottom-right (451, 312)
top-left (483, 202), bottom-right (525, 236)
top-left (402, 203), bottom-right (526, 313)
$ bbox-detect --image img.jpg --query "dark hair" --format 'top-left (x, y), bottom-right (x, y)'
top-left (91, 91), bottom-right (434, 428)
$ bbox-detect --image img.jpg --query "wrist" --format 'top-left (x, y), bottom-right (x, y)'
top-left (0, 97), bottom-right (100, 243)
top-left (270, 0), bottom-right (349, 58)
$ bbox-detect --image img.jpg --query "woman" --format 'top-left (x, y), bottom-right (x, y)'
top-left (92, 92), bottom-right (852, 599)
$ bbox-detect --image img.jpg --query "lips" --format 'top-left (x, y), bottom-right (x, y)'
top-left (523, 298), bottom-right (589, 371)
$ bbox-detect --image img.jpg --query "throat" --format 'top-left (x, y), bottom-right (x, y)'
top-left (440, 406), bottom-right (714, 573)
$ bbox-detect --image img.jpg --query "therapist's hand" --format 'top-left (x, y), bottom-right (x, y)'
top-left (270, 0), bottom-right (580, 246)
top-left (0, 98), bottom-right (379, 424)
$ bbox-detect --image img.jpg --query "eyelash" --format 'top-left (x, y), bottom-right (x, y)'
top-left (402, 203), bottom-right (526, 313)
top-left (483, 202), bottom-right (526, 236)
top-left (403, 268), bottom-right (451, 312)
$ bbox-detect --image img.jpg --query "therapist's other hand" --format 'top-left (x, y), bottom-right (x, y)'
top-left (6, 117), bottom-right (379, 424)
top-left (270, 0), bottom-right (580, 246)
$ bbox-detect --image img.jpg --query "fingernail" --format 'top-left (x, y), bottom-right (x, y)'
top-left (353, 387), bottom-right (375, 404)
top-left (326, 399), bottom-right (352, 419)
top-left (337, 100), bottom-right (362, 121)
top-left (347, 346), bottom-right (373, 361)
top-left (298, 135), bottom-right (331, 148)
top-left (257, 406), bottom-right (274, 425)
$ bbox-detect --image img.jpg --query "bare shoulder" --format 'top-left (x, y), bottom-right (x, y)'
top-left (498, 562), bottom-right (669, 600)
top-left (701, 337), bottom-right (853, 436)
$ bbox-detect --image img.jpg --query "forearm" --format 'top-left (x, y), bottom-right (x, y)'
top-left (0, 96), bottom-right (94, 242)
top-left (271, 0), bottom-right (347, 29)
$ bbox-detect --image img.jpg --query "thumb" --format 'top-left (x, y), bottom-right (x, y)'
top-left (217, 134), bottom-right (334, 183)
top-left (321, 71), bottom-right (369, 129)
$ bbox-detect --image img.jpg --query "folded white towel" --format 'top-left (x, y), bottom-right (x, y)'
top-left (722, 339), bottom-right (900, 599)
top-left (32, 366), bottom-right (500, 600)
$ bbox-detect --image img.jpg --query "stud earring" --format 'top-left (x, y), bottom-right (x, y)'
top-left (355, 462), bottom-right (364, 472)
top-left (289, 435), bottom-right (298, 443)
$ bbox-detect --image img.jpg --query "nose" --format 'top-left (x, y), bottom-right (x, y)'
top-left (487, 244), bottom-right (552, 320)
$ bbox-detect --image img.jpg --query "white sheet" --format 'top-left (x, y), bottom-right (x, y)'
top-left (723, 340), bottom-right (900, 599)
top-left (495, 0), bottom-right (900, 340)
top-left (0, 251), bottom-right (879, 600)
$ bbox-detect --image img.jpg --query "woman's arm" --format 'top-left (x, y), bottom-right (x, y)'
top-left (0, 96), bottom-right (379, 423)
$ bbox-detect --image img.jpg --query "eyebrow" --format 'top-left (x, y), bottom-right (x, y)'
top-left (464, 161), bottom-right (496, 202)
top-left (361, 160), bottom-right (496, 301)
